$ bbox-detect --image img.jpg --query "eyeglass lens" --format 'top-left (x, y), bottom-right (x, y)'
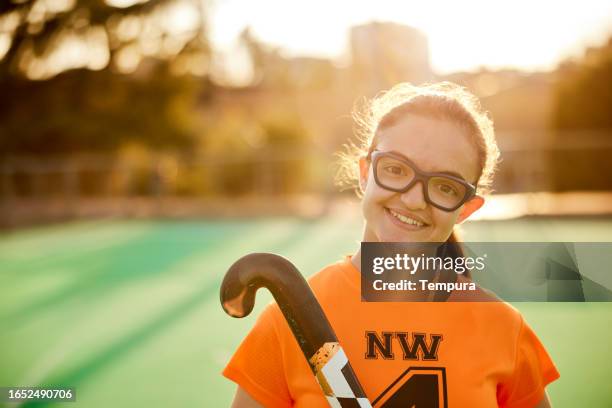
top-left (375, 155), bottom-right (468, 209)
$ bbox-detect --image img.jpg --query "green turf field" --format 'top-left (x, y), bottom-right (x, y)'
top-left (1, 217), bottom-right (611, 407)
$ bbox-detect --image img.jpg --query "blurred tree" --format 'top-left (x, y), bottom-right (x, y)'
top-left (0, 63), bottom-right (207, 154)
top-left (551, 37), bottom-right (612, 191)
top-left (238, 27), bottom-right (291, 89)
top-left (553, 37), bottom-right (612, 130)
top-left (0, 0), bottom-right (209, 79)
top-left (0, 0), bottom-right (210, 156)
top-left (259, 113), bottom-right (310, 195)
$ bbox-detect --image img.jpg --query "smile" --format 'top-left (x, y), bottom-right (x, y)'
top-left (386, 208), bottom-right (426, 227)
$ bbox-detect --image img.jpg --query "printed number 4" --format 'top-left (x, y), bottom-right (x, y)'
top-left (375, 367), bottom-right (447, 408)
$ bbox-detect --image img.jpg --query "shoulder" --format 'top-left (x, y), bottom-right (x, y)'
top-left (447, 274), bottom-right (526, 340)
top-left (450, 274), bottom-right (524, 323)
top-left (306, 257), bottom-right (359, 303)
top-left (263, 257), bottom-right (353, 322)
top-left (261, 257), bottom-right (357, 337)
top-left (308, 258), bottom-right (353, 288)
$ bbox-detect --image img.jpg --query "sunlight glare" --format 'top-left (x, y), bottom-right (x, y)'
top-left (160, 2), bottom-right (200, 35)
top-left (105, 0), bottom-right (147, 9)
top-left (21, 26), bottom-right (110, 80)
top-left (0, 34), bottom-right (11, 60)
top-left (211, 0), bottom-right (612, 74)
top-left (43, 0), bottom-right (76, 14)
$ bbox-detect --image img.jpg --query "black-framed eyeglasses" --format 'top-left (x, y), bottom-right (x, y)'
top-left (367, 150), bottom-right (478, 212)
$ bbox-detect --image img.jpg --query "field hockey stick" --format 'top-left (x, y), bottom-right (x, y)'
top-left (221, 253), bottom-right (373, 408)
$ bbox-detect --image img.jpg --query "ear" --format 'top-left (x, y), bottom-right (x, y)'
top-left (358, 156), bottom-right (369, 192)
top-left (456, 195), bottom-right (484, 224)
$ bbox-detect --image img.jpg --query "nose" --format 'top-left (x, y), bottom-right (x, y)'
top-left (400, 181), bottom-right (427, 210)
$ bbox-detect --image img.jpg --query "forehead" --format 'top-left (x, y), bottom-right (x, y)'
top-left (375, 114), bottom-right (480, 182)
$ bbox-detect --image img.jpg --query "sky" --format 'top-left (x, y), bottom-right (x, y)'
top-left (209, 0), bottom-right (612, 75)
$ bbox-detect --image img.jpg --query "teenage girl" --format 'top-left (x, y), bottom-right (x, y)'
top-left (223, 82), bottom-right (559, 407)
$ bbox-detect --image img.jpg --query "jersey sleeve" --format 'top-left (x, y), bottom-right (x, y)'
top-left (222, 303), bottom-right (292, 408)
top-left (498, 316), bottom-right (560, 408)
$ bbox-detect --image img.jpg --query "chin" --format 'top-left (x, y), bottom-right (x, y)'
top-left (381, 233), bottom-right (429, 243)
top-left (375, 225), bottom-right (430, 243)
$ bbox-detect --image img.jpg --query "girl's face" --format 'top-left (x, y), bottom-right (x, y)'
top-left (359, 113), bottom-right (484, 243)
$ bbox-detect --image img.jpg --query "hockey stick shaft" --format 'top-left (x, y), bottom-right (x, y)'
top-left (221, 253), bottom-right (372, 407)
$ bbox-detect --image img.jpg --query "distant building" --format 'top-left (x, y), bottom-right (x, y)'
top-left (350, 22), bottom-right (433, 94)
top-left (285, 57), bottom-right (336, 89)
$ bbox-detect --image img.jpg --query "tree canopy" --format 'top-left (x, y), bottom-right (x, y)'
top-left (553, 37), bottom-right (612, 130)
top-left (0, 0), bottom-right (210, 156)
top-left (0, 0), bottom-right (209, 78)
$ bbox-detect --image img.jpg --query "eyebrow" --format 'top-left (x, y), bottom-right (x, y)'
top-left (386, 150), bottom-right (469, 181)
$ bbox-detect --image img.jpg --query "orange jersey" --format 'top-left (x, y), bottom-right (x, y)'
top-left (223, 257), bottom-right (559, 407)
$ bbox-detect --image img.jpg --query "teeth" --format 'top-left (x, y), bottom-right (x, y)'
top-left (389, 209), bottom-right (424, 227)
